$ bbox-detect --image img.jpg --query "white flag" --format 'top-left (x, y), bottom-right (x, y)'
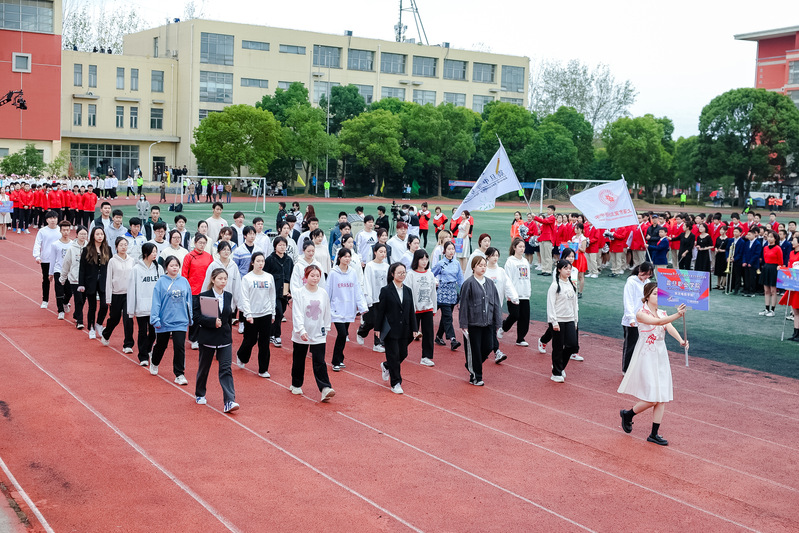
top-left (569, 178), bottom-right (638, 229)
top-left (454, 141), bottom-right (522, 218)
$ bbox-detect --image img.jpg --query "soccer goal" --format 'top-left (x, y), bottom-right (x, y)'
top-left (528, 178), bottom-right (614, 214)
top-left (179, 176), bottom-right (269, 212)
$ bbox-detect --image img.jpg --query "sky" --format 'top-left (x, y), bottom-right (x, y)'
top-left (86, 0), bottom-right (799, 138)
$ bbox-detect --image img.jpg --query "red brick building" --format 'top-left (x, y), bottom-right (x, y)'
top-left (735, 25), bottom-right (799, 107)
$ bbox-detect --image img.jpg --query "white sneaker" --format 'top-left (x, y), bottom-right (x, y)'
top-left (57, 312), bottom-right (65, 320)
top-left (281, 317), bottom-right (286, 322)
top-left (535, 265), bottom-right (542, 271)
top-left (40, 301), bottom-right (48, 309)
top-left (356, 335), bottom-right (365, 345)
top-left (149, 363), bottom-right (158, 375)
top-left (290, 386), bottom-right (303, 395)
top-left (589, 273), bottom-right (599, 278)
top-left (273, 337), bottom-right (282, 347)
top-left (122, 347), bottom-right (133, 354)
top-left (238, 322), bottom-right (245, 334)
top-left (380, 362), bottom-right (390, 382)
top-left (537, 339), bottom-right (547, 353)
top-left (496, 328), bottom-right (503, 339)
top-left (391, 383), bottom-right (404, 394)
top-left (373, 344), bottom-right (385, 353)
top-left (551, 374), bottom-right (565, 383)
top-left (88, 329), bottom-right (96, 339)
top-left (420, 357), bottom-right (435, 367)
top-left (758, 309), bottom-right (769, 316)
top-left (766, 310), bottom-right (775, 317)
top-left (516, 341), bottom-right (529, 347)
top-left (65, 303), bottom-right (71, 313)
top-left (236, 357), bottom-right (245, 369)
top-left (139, 360), bottom-right (148, 367)
top-left (320, 387), bottom-right (336, 402)
top-left (570, 354), bottom-right (584, 361)
top-left (191, 341), bottom-right (199, 350)
top-left (174, 374), bottom-right (188, 386)
top-left (100, 336), bottom-right (109, 346)
top-left (195, 396), bottom-right (207, 405)
top-left (223, 401), bottom-right (240, 413)
top-left (95, 324), bottom-right (104, 337)
top-left (494, 350), bottom-right (507, 364)
top-left (258, 371), bottom-right (271, 378)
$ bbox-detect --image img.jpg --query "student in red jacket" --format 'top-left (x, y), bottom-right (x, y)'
top-left (81, 185), bottom-right (98, 228)
top-left (609, 226), bottom-right (630, 276)
top-left (667, 214), bottom-right (684, 267)
top-left (9, 184), bottom-right (20, 233)
top-left (534, 205), bottom-right (557, 275)
top-left (759, 231), bottom-right (784, 317)
top-left (584, 221), bottom-right (602, 278)
top-left (449, 208), bottom-right (461, 237)
top-left (182, 233), bottom-right (214, 350)
top-left (630, 213), bottom-right (648, 267)
top-left (432, 206), bottom-right (448, 238)
top-left (418, 202), bottom-right (431, 248)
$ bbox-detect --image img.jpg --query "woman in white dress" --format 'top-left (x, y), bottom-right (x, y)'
top-left (457, 210), bottom-right (472, 271)
top-left (618, 282), bottom-right (688, 446)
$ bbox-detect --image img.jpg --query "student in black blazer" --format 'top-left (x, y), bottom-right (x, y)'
top-left (373, 262), bottom-right (416, 394)
top-left (193, 267), bottom-right (238, 413)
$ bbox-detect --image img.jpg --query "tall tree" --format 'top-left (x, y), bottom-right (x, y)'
top-left (698, 88), bottom-right (799, 202)
top-left (672, 136), bottom-right (703, 190)
top-left (319, 85), bottom-right (366, 135)
top-left (520, 122), bottom-right (579, 181)
top-left (0, 143), bottom-right (45, 176)
top-left (191, 105), bottom-right (282, 177)
top-left (62, 0), bottom-right (145, 53)
top-left (542, 106), bottom-right (594, 176)
top-left (438, 103), bottom-right (481, 197)
top-left (476, 101), bottom-right (538, 179)
top-left (255, 82), bottom-right (310, 123)
top-left (282, 105), bottom-right (336, 193)
top-left (338, 109), bottom-right (405, 195)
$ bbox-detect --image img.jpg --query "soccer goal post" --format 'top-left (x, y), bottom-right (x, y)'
top-left (180, 176), bottom-right (269, 213)
top-left (529, 178), bottom-right (614, 214)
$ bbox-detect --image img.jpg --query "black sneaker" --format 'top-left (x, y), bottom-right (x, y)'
top-left (647, 434), bottom-right (668, 446)
top-left (434, 337), bottom-right (446, 346)
top-left (620, 409), bottom-right (633, 433)
top-left (76, 323), bottom-right (84, 330)
top-left (451, 339), bottom-right (461, 351)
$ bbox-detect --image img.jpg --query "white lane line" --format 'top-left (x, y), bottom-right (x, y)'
top-left (0, 455), bottom-right (55, 533)
top-left (0, 331), bottom-right (243, 533)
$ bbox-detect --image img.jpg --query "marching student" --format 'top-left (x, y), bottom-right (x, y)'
top-left (618, 282), bottom-right (688, 446)
top-left (212, 226), bottom-right (237, 260)
top-left (194, 267), bottom-right (239, 413)
top-left (759, 231), bottom-right (784, 317)
top-left (340, 234), bottom-right (365, 291)
top-left (149, 255), bottom-right (193, 385)
top-left (136, 194), bottom-right (150, 219)
top-left (458, 256), bottom-right (503, 386)
top-left (159, 229), bottom-right (189, 269)
top-left (78, 226), bottom-right (111, 340)
top-left (143, 205), bottom-right (169, 241)
top-left (547, 260), bottom-right (580, 383)
top-left (404, 249), bottom-right (438, 367)
top-left (432, 240), bottom-right (463, 351)
top-left (100, 237), bottom-right (135, 352)
top-left (502, 238), bottom-right (532, 346)
top-left (50, 220), bottom-right (74, 320)
top-left (356, 216), bottom-right (379, 264)
top-left (32, 210), bottom-right (61, 309)
top-left (357, 242), bottom-right (390, 352)
top-left (648, 227), bottom-right (670, 270)
top-left (182, 233), bottom-right (214, 350)
top-left (125, 217), bottom-right (147, 263)
top-left (232, 226), bottom-right (257, 279)
top-left (310, 228), bottom-right (331, 277)
top-left (236, 252), bottom-right (276, 378)
top-left (569, 223), bottom-right (589, 298)
top-left (621, 262), bottom-right (654, 373)
top-left (431, 229), bottom-right (451, 269)
top-left (678, 222), bottom-right (695, 270)
top-left (205, 202), bottom-right (228, 243)
top-left (201, 239), bottom-right (241, 330)
top-left (376, 228), bottom-right (391, 262)
top-left (387, 221), bottom-right (409, 265)
top-left (277, 221), bottom-right (298, 263)
top-left (290, 264), bottom-right (335, 402)
top-left (148, 221), bottom-right (169, 256)
top-left (485, 247), bottom-right (518, 364)
top-left (127, 243), bottom-right (162, 366)
top-left (373, 262), bottom-right (416, 394)
top-left (465, 233), bottom-right (491, 278)
top-left (327, 248), bottom-right (368, 371)
top-left (456, 213), bottom-right (472, 271)
top-left (264, 236), bottom-right (294, 348)
top-left (400, 234), bottom-right (421, 271)
top-left (60, 225), bottom-right (88, 328)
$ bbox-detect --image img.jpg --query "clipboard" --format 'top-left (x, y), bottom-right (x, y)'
top-left (199, 296), bottom-right (219, 318)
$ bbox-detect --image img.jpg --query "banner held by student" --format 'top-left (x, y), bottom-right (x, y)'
top-left (453, 140), bottom-right (523, 218)
top-left (656, 268), bottom-right (710, 366)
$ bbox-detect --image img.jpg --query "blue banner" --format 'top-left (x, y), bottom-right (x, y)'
top-left (777, 268), bottom-right (799, 291)
top-left (656, 268), bottom-right (710, 311)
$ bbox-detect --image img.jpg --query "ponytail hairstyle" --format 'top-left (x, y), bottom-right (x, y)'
top-left (141, 242), bottom-right (157, 260)
top-left (630, 261), bottom-right (654, 278)
top-left (406, 234), bottom-right (420, 250)
top-left (340, 233), bottom-right (354, 248)
top-left (301, 239), bottom-right (315, 253)
top-left (372, 242), bottom-right (388, 260)
top-left (205, 267), bottom-right (228, 291)
top-left (554, 259), bottom-right (576, 294)
top-left (410, 249), bottom-right (430, 271)
top-left (642, 281), bottom-right (658, 304)
top-left (248, 251), bottom-right (265, 272)
top-left (386, 261), bottom-right (406, 284)
top-left (509, 237), bottom-right (525, 257)
top-left (335, 247), bottom-right (352, 266)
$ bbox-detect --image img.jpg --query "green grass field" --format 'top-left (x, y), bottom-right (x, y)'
top-left (113, 198), bottom-right (799, 379)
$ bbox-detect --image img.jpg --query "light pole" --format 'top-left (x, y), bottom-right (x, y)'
top-left (325, 63), bottom-right (331, 193)
top-left (148, 140), bottom-right (161, 184)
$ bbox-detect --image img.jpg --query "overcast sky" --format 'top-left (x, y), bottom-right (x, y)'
top-left (97, 0), bottom-right (799, 138)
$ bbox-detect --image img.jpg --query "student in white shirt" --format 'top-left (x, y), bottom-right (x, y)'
top-left (502, 238), bottom-right (532, 347)
top-left (547, 260), bottom-right (580, 383)
top-left (485, 247), bottom-right (519, 364)
top-left (355, 215), bottom-right (378, 266)
top-left (404, 249), bottom-right (437, 366)
top-left (387, 221), bottom-right (409, 263)
top-left (356, 243), bottom-right (389, 352)
top-left (101, 236), bottom-right (135, 351)
top-left (327, 248), bottom-right (368, 371)
top-left (205, 202), bottom-right (228, 243)
top-left (237, 252), bottom-right (276, 378)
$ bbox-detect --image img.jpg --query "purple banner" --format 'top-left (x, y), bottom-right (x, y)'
top-left (777, 268), bottom-right (799, 291)
top-left (656, 268), bottom-right (710, 311)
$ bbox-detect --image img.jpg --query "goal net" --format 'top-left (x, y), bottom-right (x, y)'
top-left (178, 176), bottom-right (269, 213)
top-left (527, 178), bottom-right (614, 214)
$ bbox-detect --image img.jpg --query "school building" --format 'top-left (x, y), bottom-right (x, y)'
top-left (734, 25), bottom-right (799, 106)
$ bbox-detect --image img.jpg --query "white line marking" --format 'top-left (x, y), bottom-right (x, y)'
top-left (0, 455), bottom-right (55, 533)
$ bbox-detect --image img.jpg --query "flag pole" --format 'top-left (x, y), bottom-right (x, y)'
top-left (781, 290), bottom-right (791, 341)
top-left (620, 175), bottom-right (654, 265)
top-left (683, 315), bottom-right (689, 367)
top-left (496, 134), bottom-right (536, 216)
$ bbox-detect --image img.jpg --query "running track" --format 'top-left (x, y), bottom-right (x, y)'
top-left (0, 232), bottom-right (797, 532)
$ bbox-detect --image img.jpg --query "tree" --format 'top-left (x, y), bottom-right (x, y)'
top-left (529, 59), bottom-right (637, 133)
top-left (281, 105), bottom-right (336, 193)
top-left (438, 104), bottom-right (481, 196)
top-left (46, 150), bottom-right (71, 177)
top-left (62, 0), bottom-right (145, 53)
top-left (191, 105), bottom-right (282, 177)
top-left (369, 97), bottom-right (411, 115)
top-left (673, 136), bottom-right (703, 190)
top-left (338, 109), bottom-right (405, 195)
top-left (520, 122), bottom-right (579, 182)
top-left (319, 85), bottom-right (366, 135)
top-left (476, 102), bottom-right (538, 179)
top-left (0, 143), bottom-right (45, 176)
top-left (698, 88), bottom-right (799, 202)
top-left (542, 106), bottom-right (594, 176)
top-left (602, 115), bottom-right (672, 201)
top-left (255, 82), bottom-right (310, 123)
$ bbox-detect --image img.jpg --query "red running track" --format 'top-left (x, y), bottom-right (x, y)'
top-left (0, 232), bottom-right (797, 532)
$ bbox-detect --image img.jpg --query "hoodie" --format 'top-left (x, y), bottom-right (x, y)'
top-left (327, 265), bottom-right (368, 322)
top-left (291, 256), bottom-right (326, 295)
top-left (105, 253), bottom-right (135, 303)
top-left (127, 259), bottom-right (163, 317)
top-left (291, 286), bottom-right (331, 345)
top-left (363, 260), bottom-right (389, 307)
top-left (59, 239), bottom-right (87, 284)
top-left (239, 270), bottom-right (276, 319)
top-left (504, 256), bottom-right (532, 300)
top-left (150, 274), bottom-right (193, 332)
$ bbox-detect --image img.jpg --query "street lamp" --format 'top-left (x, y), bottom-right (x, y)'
top-left (148, 140), bottom-right (161, 183)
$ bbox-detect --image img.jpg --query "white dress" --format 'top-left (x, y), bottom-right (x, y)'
top-left (617, 305), bottom-right (673, 403)
top-left (456, 219), bottom-right (471, 259)
top-left (0, 194), bottom-right (11, 224)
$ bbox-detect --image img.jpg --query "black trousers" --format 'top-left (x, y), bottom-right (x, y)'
top-left (136, 316), bottom-right (156, 363)
top-left (417, 311), bottom-right (434, 359)
top-left (126, 187), bottom-right (135, 197)
top-left (503, 299), bottom-right (530, 342)
top-left (743, 265), bottom-right (758, 294)
top-left (189, 295), bottom-right (201, 342)
top-left (436, 304), bottom-right (456, 341)
top-left (54, 275), bottom-right (72, 313)
top-left (40, 263), bottom-right (51, 302)
top-left (465, 325), bottom-right (493, 382)
top-left (332, 322), bottom-right (349, 366)
top-left (151, 330), bottom-right (186, 377)
top-left (551, 321), bottom-right (578, 377)
top-left (271, 297), bottom-right (287, 339)
top-left (102, 294), bottom-right (134, 348)
top-left (420, 229), bottom-right (429, 248)
top-left (383, 337), bottom-right (409, 387)
top-left (85, 288), bottom-right (107, 329)
top-left (237, 314), bottom-right (272, 374)
top-left (291, 343), bottom-right (331, 391)
top-left (72, 289), bottom-right (85, 325)
top-left (731, 262), bottom-right (743, 292)
top-left (540, 323), bottom-right (553, 344)
top-left (196, 344), bottom-right (235, 404)
top-left (357, 306), bottom-right (383, 346)
top-left (622, 325), bottom-right (638, 373)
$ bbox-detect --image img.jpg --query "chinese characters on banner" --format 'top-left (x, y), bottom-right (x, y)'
top-left (656, 268), bottom-right (710, 311)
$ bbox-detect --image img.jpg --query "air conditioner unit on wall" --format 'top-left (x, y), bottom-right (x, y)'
top-left (169, 50), bottom-right (178, 58)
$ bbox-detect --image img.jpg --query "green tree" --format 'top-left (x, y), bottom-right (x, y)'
top-left (438, 104), bottom-right (481, 196)
top-left (0, 143), bottom-right (45, 176)
top-left (602, 115), bottom-right (672, 201)
top-left (542, 106), bottom-right (594, 176)
top-left (673, 136), bottom-right (703, 190)
top-left (319, 85), bottom-right (366, 135)
top-left (338, 109), bottom-right (405, 195)
top-left (46, 150), bottom-right (70, 176)
top-left (369, 97), bottom-right (411, 115)
top-left (282, 105), bottom-right (336, 193)
top-left (191, 104), bottom-right (282, 177)
top-left (255, 82), bottom-right (309, 123)
top-left (698, 88), bottom-right (799, 202)
top-left (520, 122), bottom-right (579, 181)
top-left (399, 103), bottom-right (445, 197)
top-left (476, 101), bottom-right (538, 179)
top-left (582, 147), bottom-right (615, 181)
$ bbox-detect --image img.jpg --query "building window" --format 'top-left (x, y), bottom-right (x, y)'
top-left (473, 63), bottom-right (495, 83)
top-left (0, 0), bottom-right (54, 33)
top-left (150, 108), bottom-right (163, 129)
top-left (279, 44), bottom-right (306, 55)
top-left (502, 65), bottom-right (524, 93)
top-left (242, 40), bottom-right (269, 51)
top-left (11, 53), bottom-right (31, 73)
top-left (314, 81), bottom-right (340, 103)
top-left (277, 81), bottom-right (293, 90)
top-left (381, 87), bottom-right (405, 100)
top-left (116, 67), bottom-right (124, 89)
top-left (87, 104), bottom-right (96, 127)
top-left (88, 65), bottom-right (97, 88)
top-left (241, 78), bottom-right (268, 88)
top-left (381, 52), bottom-right (406, 74)
top-left (70, 143), bottom-right (140, 182)
top-left (199, 71), bottom-right (233, 103)
top-left (412, 56), bottom-right (437, 77)
top-left (354, 84), bottom-right (373, 104)
top-left (473, 95), bottom-right (494, 113)
top-left (153, 37), bottom-right (159, 58)
top-left (131, 68), bottom-right (138, 91)
top-left (151, 70), bottom-right (164, 92)
top-left (413, 89), bottom-right (436, 105)
top-left (200, 32), bottom-right (234, 65)
top-left (443, 92), bottom-right (466, 107)
top-left (500, 97), bottom-right (524, 106)
top-left (790, 62), bottom-right (799, 85)
top-left (0, 148), bottom-right (8, 157)
top-left (73, 103), bottom-right (82, 126)
top-left (313, 45), bottom-right (341, 68)
top-left (73, 63), bottom-right (82, 86)
top-left (199, 109), bottom-right (222, 121)
top-left (115, 106), bottom-right (124, 128)
top-left (443, 59), bottom-right (466, 80)
top-left (130, 107), bottom-right (138, 129)
top-left (348, 49), bottom-right (374, 71)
